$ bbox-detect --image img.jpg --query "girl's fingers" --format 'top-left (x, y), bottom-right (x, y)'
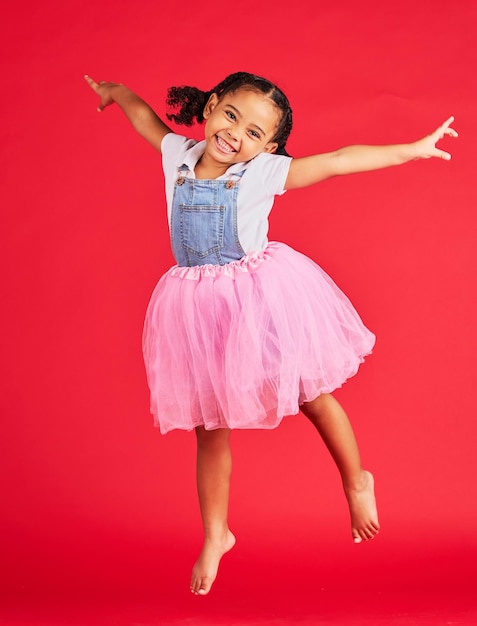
top-left (84, 75), bottom-right (109, 112)
top-left (435, 148), bottom-right (451, 160)
top-left (437, 116), bottom-right (458, 138)
top-left (445, 127), bottom-right (459, 138)
top-left (442, 115), bottom-right (454, 127)
top-left (438, 116), bottom-right (454, 132)
top-left (428, 117), bottom-right (458, 152)
top-left (84, 74), bottom-right (97, 89)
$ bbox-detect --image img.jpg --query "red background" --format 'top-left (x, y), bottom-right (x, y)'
top-left (1, 0), bottom-right (476, 624)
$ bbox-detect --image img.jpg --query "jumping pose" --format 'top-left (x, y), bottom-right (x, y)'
top-left (85, 71), bottom-right (456, 595)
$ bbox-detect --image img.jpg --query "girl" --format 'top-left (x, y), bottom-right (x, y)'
top-left (85, 72), bottom-right (457, 596)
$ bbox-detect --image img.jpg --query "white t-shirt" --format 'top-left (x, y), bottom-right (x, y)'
top-left (161, 133), bottom-right (292, 254)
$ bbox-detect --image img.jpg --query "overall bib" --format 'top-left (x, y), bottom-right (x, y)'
top-left (170, 166), bottom-right (246, 267)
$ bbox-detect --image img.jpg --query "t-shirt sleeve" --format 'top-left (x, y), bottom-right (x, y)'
top-left (253, 153), bottom-right (292, 197)
top-left (161, 133), bottom-right (195, 174)
top-left (161, 133), bottom-right (197, 221)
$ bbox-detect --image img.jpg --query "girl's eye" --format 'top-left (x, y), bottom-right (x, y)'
top-left (225, 110), bottom-right (236, 121)
top-left (248, 130), bottom-right (260, 139)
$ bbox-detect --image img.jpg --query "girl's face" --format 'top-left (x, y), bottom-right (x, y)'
top-left (201, 88), bottom-right (280, 169)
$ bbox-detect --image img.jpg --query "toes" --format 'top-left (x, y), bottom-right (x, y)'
top-left (190, 576), bottom-right (212, 596)
top-left (190, 573), bottom-right (201, 595)
top-left (198, 577), bottom-right (212, 595)
top-left (353, 526), bottom-right (379, 543)
top-left (367, 523), bottom-right (380, 539)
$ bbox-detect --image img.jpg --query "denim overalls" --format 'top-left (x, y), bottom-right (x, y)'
top-left (170, 166), bottom-right (246, 267)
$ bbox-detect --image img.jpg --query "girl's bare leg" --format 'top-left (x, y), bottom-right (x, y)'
top-left (300, 393), bottom-right (380, 543)
top-left (190, 426), bottom-right (236, 596)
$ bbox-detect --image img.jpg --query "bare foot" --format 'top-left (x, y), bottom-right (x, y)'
top-left (190, 529), bottom-right (236, 596)
top-left (344, 470), bottom-right (380, 543)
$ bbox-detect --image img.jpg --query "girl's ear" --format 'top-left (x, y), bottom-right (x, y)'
top-left (203, 93), bottom-right (219, 120)
top-left (264, 142), bottom-right (278, 154)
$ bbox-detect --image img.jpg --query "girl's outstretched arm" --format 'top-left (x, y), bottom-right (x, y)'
top-left (84, 75), bottom-right (172, 153)
top-left (285, 117), bottom-right (458, 190)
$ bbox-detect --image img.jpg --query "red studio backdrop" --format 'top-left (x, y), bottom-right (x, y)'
top-left (1, 1), bottom-right (477, 625)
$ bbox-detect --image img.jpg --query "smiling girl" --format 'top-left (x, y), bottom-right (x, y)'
top-left (85, 71), bottom-right (457, 596)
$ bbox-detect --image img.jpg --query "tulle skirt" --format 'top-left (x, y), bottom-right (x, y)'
top-left (143, 242), bottom-right (375, 433)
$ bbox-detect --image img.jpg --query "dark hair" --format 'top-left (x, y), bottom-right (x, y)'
top-left (166, 71), bottom-right (293, 156)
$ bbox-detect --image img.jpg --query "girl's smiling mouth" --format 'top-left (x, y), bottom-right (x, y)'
top-left (215, 135), bottom-right (236, 154)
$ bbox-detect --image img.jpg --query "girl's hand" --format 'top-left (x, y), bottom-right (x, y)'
top-left (84, 75), bottom-right (121, 112)
top-left (83, 74), bottom-right (172, 153)
top-left (413, 116), bottom-right (458, 161)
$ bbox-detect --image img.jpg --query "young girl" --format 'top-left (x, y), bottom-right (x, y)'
top-left (85, 71), bottom-right (456, 596)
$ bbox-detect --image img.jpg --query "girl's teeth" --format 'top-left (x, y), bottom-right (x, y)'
top-left (217, 136), bottom-right (234, 152)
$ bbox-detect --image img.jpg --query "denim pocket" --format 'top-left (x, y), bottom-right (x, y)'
top-left (180, 205), bottom-right (225, 257)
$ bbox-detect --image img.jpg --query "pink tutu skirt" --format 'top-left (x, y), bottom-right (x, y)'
top-left (143, 242), bottom-right (375, 433)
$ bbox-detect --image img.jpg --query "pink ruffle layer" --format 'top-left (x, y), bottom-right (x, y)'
top-left (143, 242), bottom-right (375, 433)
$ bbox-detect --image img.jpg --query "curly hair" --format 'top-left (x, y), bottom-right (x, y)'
top-left (166, 72), bottom-right (293, 156)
